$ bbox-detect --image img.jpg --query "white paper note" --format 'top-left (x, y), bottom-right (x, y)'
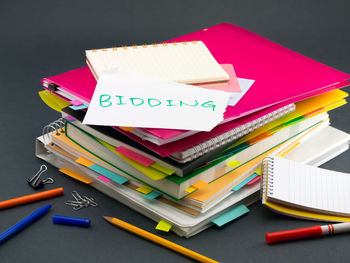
top-left (83, 69), bottom-right (231, 131)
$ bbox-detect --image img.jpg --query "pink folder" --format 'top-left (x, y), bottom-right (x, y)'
top-left (42, 23), bottom-right (350, 147)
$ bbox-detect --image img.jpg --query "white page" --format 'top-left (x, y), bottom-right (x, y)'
top-left (227, 78), bottom-right (255, 106)
top-left (83, 69), bottom-right (231, 131)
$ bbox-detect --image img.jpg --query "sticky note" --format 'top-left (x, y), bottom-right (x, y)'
top-left (89, 164), bottom-right (129, 185)
top-left (212, 204), bottom-right (249, 227)
top-left (98, 175), bottom-right (111, 183)
top-left (64, 115), bottom-right (76, 121)
top-left (70, 99), bottom-right (84, 106)
top-left (232, 173), bottom-right (259, 191)
top-left (192, 180), bottom-right (208, 190)
top-left (247, 175), bottom-right (260, 185)
top-left (69, 104), bottom-right (88, 110)
top-left (155, 220), bottom-right (172, 232)
top-left (115, 146), bottom-right (154, 166)
top-left (226, 160), bottom-right (241, 168)
top-left (119, 127), bottom-right (135, 132)
top-left (59, 168), bottom-right (93, 184)
top-left (254, 167), bottom-right (262, 176)
top-left (75, 157), bottom-right (95, 167)
top-left (136, 185), bottom-right (153, 194)
top-left (185, 186), bottom-right (197, 193)
top-left (83, 69), bottom-right (231, 131)
top-left (149, 163), bottom-right (175, 175)
top-left (38, 90), bottom-right (71, 112)
top-left (142, 191), bottom-right (161, 200)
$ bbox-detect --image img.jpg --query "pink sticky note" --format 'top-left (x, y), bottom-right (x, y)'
top-left (198, 64), bottom-right (241, 93)
top-left (64, 115), bottom-right (76, 121)
top-left (247, 175), bottom-right (260, 185)
top-left (98, 175), bottom-right (111, 183)
top-left (70, 99), bottom-right (84, 106)
top-left (115, 146), bottom-right (155, 166)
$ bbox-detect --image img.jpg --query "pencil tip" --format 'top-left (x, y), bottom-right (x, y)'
top-left (103, 216), bottom-right (112, 221)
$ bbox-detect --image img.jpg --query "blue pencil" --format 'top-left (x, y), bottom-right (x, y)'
top-left (0, 204), bottom-right (51, 244)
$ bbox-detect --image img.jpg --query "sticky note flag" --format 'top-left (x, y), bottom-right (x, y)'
top-left (247, 175), bottom-right (260, 185)
top-left (89, 164), bottom-right (129, 185)
top-left (69, 104), bottom-right (88, 110)
top-left (70, 99), bottom-right (84, 106)
top-left (64, 115), bottom-right (76, 121)
top-left (75, 157), bottom-right (95, 167)
top-left (38, 90), bottom-right (71, 112)
top-left (115, 146), bottom-right (154, 166)
top-left (185, 186), bottom-right (197, 193)
top-left (136, 185), bottom-right (153, 194)
top-left (142, 191), bottom-right (161, 200)
top-left (59, 168), bottom-right (93, 184)
top-left (119, 127), bottom-right (135, 132)
top-left (149, 163), bottom-right (175, 175)
top-left (192, 180), bottom-right (208, 190)
top-left (226, 160), bottom-right (241, 168)
top-left (254, 167), bottom-right (262, 176)
top-left (212, 204), bottom-right (249, 227)
top-left (155, 220), bottom-right (172, 232)
top-left (83, 68), bottom-right (231, 131)
top-left (232, 173), bottom-right (259, 191)
top-left (98, 175), bottom-right (111, 183)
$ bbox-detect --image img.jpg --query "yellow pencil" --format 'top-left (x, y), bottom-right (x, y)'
top-left (103, 216), bottom-right (218, 263)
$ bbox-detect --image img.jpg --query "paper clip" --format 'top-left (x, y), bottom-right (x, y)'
top-left (27, 165), bottom-right (54, 189)
top-left (65, 191), bottom-right (98, 211)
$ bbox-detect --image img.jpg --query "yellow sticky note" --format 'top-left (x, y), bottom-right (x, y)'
top-left (150, 163), bottom-right (175, 175)
top-left (75, 157), bottom-right (95, 167)
top-left (38, 90), bottom-right (71, 112)
top-left (185, 186), bottom-right (197, 193)
top-left (155, 220), bottom-right (172, 232)
top-left (255, 167), bottom-right (262, 175)
top-left (59, 168), bottom-right (93, 184)
top-left (136, 185), bottom-right (153, 194)
top-left (192, 180), bottom-right (208, 190)
top-left (227, 160), bottom-right (241, 168)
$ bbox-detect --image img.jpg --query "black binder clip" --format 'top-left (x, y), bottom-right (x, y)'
top-left (27, 165), bottom-right (54, 189)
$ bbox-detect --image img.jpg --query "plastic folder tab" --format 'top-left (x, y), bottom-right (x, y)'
top-left (136, 185), bottom-right (153, 194)
top-left (69, 104), bottom-right (88, 110)
top-left (149, 163), bottom-right (175, 175)
top-left (97, 175), bottom-right (111, 183)
top-left (247, 176), bottom-right (260, 185)
top-left (212, 204), bottom-right (249, 227)
top-left (38, 90), bottom-right (71, 112)
top-left (70, 99), bottom-right (83, 106)
top-left (59, 168), bottom-right (93, 184)
top-left (185, 186), bottom-right (197, 193)
top-left (155, 220), bottom-right (172, 232)
top-left (192, 180), bottom-right (208, 190)
top-left (89, 164), bottom-right (129, 184)
top-left (142, 191), bottom-right (161, 200)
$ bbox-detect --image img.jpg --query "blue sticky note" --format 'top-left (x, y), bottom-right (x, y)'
top-left (142, 191), bottom-right (161, 200)
top-left (89, 164), bottom-right (128, 184)
top-left (212, 204), bottom-right (249, 227)
top-left (69, 104), bottom-right (88, 110)
top-left (232, 172), bottom-right (259, 192)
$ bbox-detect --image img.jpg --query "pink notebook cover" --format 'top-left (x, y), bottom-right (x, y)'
top-left (43, 23), bottom-right (350, 141)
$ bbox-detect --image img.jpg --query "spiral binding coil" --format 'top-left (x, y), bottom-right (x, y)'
top-left (179, 103), bottom-right (296, 162)
top-left (42, 118), bottom-right (66, 144)
top-left (261, 156), bottom-right (276, 198)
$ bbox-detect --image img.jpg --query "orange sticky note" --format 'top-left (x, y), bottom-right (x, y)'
top-left (75, 157), bottom-right (95, 167)
top-left (59, 168), bottom-right (93, 184)
top-left (192, 180), bottom-right (208, 190)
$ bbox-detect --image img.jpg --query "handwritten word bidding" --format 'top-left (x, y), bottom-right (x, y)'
top-left (99, 94), bottom-right (217, 111)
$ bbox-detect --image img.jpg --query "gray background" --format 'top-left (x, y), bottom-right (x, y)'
top-left (1, 0), bottom-right (350, 262)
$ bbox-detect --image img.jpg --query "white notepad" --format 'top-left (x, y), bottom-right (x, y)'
top-left (263, 156), bottom-right (350, 217)
top-left (86, 41), bottom-right (229, 84)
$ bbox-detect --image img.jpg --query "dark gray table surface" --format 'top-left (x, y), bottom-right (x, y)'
top-left (1, 1), bottom-right (350, 262)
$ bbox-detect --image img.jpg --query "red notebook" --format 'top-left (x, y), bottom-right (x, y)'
top-left (42, 23), bottom-right (350, 141)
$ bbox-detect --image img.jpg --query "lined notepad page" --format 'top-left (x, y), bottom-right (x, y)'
top-left (86, 41), bottom-right (229, 84)
top-left (267, 156), bottom-right (350, 216)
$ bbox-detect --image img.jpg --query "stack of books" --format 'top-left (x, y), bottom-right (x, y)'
top-left (36, 23), bottom-right (350, 237)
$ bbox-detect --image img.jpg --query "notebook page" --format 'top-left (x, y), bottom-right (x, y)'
top-left (268, 156), bottom-right (350, 216)
top-left (86, 41), bottom-right (229, 84)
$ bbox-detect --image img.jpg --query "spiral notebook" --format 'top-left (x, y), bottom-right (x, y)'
top-left (262, 156), bottom-right (350, 218)
top-left (86, 41), bottom-right (229, 84)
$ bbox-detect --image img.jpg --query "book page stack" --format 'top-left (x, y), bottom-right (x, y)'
top-left (36, 23), bottom-right (350, 237)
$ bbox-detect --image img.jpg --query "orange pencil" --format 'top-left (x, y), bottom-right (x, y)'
top-left (0, 187), bottom-right (64, 210)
